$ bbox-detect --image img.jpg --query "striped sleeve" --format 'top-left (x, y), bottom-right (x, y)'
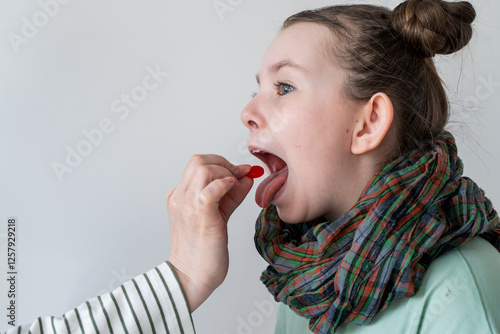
top-left (4, 262), bottom-right (195, 334)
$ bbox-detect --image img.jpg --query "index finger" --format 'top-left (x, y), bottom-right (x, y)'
top-left (178, 154), bottom-right (249, 190)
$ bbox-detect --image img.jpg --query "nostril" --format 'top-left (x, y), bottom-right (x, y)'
top-left (248, 120), bottom-right (258, 128)
top-left (240, 100), bottom-right (262, 130)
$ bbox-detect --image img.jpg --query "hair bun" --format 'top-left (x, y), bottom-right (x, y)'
top-left (391, 0), bottom-right (476, 58)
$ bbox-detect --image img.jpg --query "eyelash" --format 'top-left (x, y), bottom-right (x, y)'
top-left (250, 82), bottom-right (294, 99)
top-left (274, 81), bottom-right (294, 96)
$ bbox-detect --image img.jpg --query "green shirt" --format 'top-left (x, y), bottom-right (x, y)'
top-left (275, 237), bottom-right (500, 334)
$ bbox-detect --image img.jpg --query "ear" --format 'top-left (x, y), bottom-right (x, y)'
top-left (351, 92), bottom-right (394, 155)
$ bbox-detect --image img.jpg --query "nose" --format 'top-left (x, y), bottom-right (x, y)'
top-left (240, 97), bottom-right (262, 131)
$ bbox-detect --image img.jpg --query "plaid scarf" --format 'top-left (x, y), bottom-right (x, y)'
top-left (254, 131), bottom-right (500, 333)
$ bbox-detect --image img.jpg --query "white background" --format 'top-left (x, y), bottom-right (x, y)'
top-left (0, 0), bottom-right (499, 333)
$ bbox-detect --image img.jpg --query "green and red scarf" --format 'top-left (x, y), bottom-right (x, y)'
top-left (254, 131), bottom-right (500, 333)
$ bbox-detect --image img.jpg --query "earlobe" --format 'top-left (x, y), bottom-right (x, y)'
top-left (351, 92), bottom-right (394, 155)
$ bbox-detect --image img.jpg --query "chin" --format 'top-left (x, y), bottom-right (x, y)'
top-left (275, 200), bottom-right (329, 224)
top-left (275, 205), bottom-right (306, 224)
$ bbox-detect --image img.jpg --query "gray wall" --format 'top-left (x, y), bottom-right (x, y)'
top-left (1, 0), bottom-right (499, 333)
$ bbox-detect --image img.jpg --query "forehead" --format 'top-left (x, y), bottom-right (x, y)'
top-left (258, 22), bottom-right (336, 77)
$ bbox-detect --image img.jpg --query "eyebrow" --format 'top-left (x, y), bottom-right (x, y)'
top-left (255, 59), bottom-right (306, 85)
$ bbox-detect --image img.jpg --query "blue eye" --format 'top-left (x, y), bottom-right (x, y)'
top-left (251, 92), bottom-right (257, 98)
top-left (276, 82), bottom-right (294, 95)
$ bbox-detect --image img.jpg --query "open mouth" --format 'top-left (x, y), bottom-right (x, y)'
top-left (249, 147), bottom-right (289, 208)
top-left (250, 148), bottom-right (288, 174)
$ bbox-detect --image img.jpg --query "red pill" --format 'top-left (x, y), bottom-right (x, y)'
top-left (246, 165), bottom-right (264, 179)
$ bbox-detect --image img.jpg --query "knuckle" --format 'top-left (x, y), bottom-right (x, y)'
top-left (166, 187), bottom-right (176, 202)
top-left (189, 154), bottom-right (205, 165)
top-left (198, 185), bottom-right (218, 206)
top-left (198, 192), bottom-right (210, 206)
top-left (166, 193), bottom-right (179, 211)
top-left (191, 165), bottom-right (212, 181)
top-left (197, 165), bottom-right (211, 176)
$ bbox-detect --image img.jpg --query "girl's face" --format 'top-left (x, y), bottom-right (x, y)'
top-left (241, 22), bottom-right (370, 223)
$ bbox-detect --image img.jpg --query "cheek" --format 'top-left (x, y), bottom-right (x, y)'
top-left (268, 107), bottom-right (299, 135)
top-left (292, 130), bottom-right (352, 191)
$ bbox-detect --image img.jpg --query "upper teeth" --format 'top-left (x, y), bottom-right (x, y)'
top-left (252, 149), bottom-right (264, 154)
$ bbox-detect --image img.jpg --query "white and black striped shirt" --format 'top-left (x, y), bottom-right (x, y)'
top-left (4, 262), bottom-right (195, 334)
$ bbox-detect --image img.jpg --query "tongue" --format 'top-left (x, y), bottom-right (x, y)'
top-left (255, 167), bottom-right (288, 208)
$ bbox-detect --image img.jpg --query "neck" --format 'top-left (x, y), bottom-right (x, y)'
top-left (324, 154), bottom-right (387, 221)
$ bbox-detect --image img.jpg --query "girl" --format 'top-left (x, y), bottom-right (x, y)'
top-left (7, 0), bottom-right (498, 333)
top-left (168, 0), bottom-right (500, 333)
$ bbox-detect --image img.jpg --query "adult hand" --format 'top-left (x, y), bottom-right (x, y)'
top-left (167, 155), bottom-right (253, 312)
